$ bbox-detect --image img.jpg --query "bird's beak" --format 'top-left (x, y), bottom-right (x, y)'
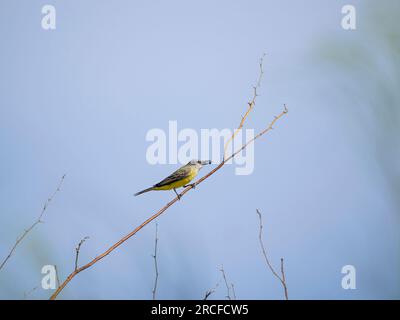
top-left (201, 160), bottom-right (212, 165)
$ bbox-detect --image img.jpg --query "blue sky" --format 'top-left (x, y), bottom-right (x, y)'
top-left (0, 0), bottom-right (399, 299)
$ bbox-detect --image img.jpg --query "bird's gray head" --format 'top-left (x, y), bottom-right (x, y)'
top-left (187, 159), bottom-right (211, 169)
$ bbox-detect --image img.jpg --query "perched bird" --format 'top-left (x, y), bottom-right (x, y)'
top-left (134, 159), bottom-right (211, 199)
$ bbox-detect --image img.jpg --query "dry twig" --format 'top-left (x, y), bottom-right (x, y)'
top-left (75, 236), bottom-right (89, 271)
top-left (54, 264), bottom-right (61, 289)
top-left (231, 283), bottom-right (237, 300)
top-left (256, 209), bottom-right (288, 300)
top-left (203, 290), bottom-right (214, 300)
top-left (23, 285), bottom-right (39, 300)
top-left (0, 174), bottom-right (66, 271)
top-left (152, 223), bottom-right (159, 300)
top-left (203, 280), bottom-right (220, 300)
top-left (220, 265), bottom-right (235, 300)
top-left (49, 56), bottom-right (288, 300)
top-left (223, 53), bottom-right (266, 160)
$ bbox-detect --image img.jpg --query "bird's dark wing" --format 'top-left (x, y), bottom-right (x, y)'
top-left (154, 166), bottom-right (191, 187)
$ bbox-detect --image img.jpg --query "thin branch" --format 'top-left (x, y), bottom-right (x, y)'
top-left (280, 258), bottom-right (288, 299)
top-left (23, 285), bottom-right (39, 300)
top-left (0, 174), bottom-right (66, 271)
top-left (203, 290), bottom-right (213, 300)
top-left (220, 265), bottom-right (235, 300)
top-left (152, 223), bottom-right (159, 300)
top-left (256, 209), bottom-right (288, 300)
top-left (203, 280), bottom-right (220, 300)
top-left (49, 56), bottom-right (288, 300)
top-left (231, 283), bottom-right (237, 300)
top-left (223, 53), bottom-right (266, 160)
top-left (75, 236), bottom-right (89, 271)
top-left (54, 264), bottom-right (61, 289)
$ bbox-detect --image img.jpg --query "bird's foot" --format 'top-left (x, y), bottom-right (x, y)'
top-left (184, 183), bottom-right (196, 189)
top-left (173, 188), bottom-right (181, 200)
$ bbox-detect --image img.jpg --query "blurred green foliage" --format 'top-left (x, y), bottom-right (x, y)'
top-left (317, 0), bottom-right (400, 213)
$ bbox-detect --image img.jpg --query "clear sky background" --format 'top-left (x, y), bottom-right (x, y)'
top-left (0, 0), bottom-right (399, 299)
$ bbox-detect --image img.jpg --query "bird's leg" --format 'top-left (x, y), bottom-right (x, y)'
top-left (173, 188), bottom-right (181, 200)
top-left (183, 183), bottom-right (196, 189)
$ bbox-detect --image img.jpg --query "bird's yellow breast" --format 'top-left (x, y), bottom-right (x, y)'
top-left (153, 168), bottom-right (198, 191)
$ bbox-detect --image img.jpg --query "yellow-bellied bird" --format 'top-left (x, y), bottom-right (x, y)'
top-left (134, 160), bottom-right (211, 199)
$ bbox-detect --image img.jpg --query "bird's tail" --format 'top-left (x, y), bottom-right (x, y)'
top-left (134, 187), bottom-right (154, 197)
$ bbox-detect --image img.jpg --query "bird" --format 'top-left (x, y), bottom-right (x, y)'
top-left (134, 159), bottom-right (211, 199)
